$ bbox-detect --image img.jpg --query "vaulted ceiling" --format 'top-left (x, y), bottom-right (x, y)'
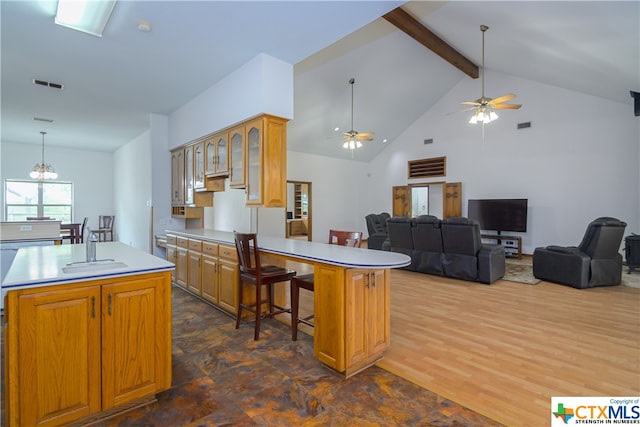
top-left (2, 1), bottom-right (638, 163)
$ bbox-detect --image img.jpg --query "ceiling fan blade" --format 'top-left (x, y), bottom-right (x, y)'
top-left (357, 136), bottom-right (374, 142)
top-left (447, 106), bottom-right (478, 115)
top-left (461, 101), bottom-right (481, 106)
top-left (488, 93), bottom-right (517, 105)
top-left (493, 103), bottom-right (522, 110)
top-left (357, 132), bottom-right (374, 137)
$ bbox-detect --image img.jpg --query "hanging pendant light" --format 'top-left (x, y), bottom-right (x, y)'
top-left (30, 131), bottom-right (58, 180)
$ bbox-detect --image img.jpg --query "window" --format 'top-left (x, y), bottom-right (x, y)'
top-left (5, 180), bottom-right (73, 223)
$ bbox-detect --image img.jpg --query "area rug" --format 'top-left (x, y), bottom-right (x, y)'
top-left (503, 257), bottom-right (540, 285)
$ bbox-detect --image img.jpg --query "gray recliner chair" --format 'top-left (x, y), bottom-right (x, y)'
top-left (386, 216), bottom-right (414, 267)
top-left (533, 217), bottom-right (627, 289)
top-left (411, 215), bottom-right (444, 276)
top-left (441, 217), bottom-right (505, 284)
top-left (365, 212), bottom-right (390, 250)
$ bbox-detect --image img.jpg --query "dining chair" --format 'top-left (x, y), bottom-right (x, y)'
top-left (291, 229), bottom-right (363, 341)
top-left (96, 215), bottom-right (115, 242)
top-left (234, 232), bottom-right (297, 340)
top-left (79, 217), bottom-right (88, 243)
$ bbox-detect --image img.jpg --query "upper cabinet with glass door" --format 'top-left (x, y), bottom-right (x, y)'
top-left (228, 125), bottom-right (245, 189)
top-left (245, 115), bottom-right (288, 207)
top-left (193, 141), bottom-right (205, 191)
top-left (170, 148), bottom-right (185, 205)
top-left (205, 132), bottom-right (229, 177)
top-left (184, 145), bottom-right (194, 205)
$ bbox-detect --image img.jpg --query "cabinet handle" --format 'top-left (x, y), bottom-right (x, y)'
top-left (365, 274), bottom-right (370, 288)
top-left (371, 273), bottom-right (376, 288)
top-left (91, 296), bottom-right (96, 318)
top-left (108, 294), bottom-right (112, 315)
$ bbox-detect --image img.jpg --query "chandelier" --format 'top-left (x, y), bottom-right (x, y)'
top-left (30, 131), bottom-right (58, 180)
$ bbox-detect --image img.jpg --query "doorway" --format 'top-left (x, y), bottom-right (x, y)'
top-left (285, 181), bottom-right (312, 241)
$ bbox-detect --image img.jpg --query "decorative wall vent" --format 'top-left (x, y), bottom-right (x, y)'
top-left (408, 156), bottom-right (446, 179)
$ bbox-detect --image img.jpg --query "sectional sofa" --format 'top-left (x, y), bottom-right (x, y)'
top-left (386, 215), bottom-right (505, 284)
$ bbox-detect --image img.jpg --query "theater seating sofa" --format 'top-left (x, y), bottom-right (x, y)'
top-left (387, 215), bottom-right (505, 284)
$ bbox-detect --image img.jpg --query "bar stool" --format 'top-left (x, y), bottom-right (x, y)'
top-left (291, 229), bottom-right (363, 341)
top-left (234, 232), bottom-right (297, 341)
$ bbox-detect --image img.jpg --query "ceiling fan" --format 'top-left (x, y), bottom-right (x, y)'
top-left (456, 25), bottom-right (521, 124)
top-left (343, 78), bottom-right (374, 149)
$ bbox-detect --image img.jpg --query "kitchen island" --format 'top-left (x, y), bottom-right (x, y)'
top-left (2, 242), bottom-right (174, 427)
top-left (166, 229), bottom-right (411, 377)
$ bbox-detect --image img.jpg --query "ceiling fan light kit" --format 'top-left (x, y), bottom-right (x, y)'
top-left (342, 78), bottom-right (374, 150)
top-left (458, 25), bottom-right (521, 125)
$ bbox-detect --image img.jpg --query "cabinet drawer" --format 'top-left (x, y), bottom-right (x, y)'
top-left (203, 242), bottom-right (218, 256)
top-left (177, 237), bottom-right (189, 248)
top-left (219, 244), bottom-right (237, 261)
top-left (167, 234), bottom-right (177, 245)
top-left (188, 239), bottom-right (202, 252)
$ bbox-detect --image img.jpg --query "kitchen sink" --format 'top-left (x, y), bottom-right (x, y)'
top-left (62, 260), bottom-right (128, 274)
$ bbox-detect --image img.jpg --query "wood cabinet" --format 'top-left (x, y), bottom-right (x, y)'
top-left (4, 272), bottom-right (171, 427)
top-left (229, 124), bottom-right (246, 188)
top-left (170, 148), bottom-right (185, 205)
top-left (187, 239), bottom-right (203, 295)
top-left (345, 268), bottom-right (389, 369)
top-left (184, 145), bottom-right (195, 205)
top-left (175, 237), bottom-right (188, 288)
top-left (245, 115), bottom-right (287, 207)
top-left (168, 235), bottom-right (238, 315)
top-left (314, 265), bottom-right (390, 377)
top-left (205, 133), bottom-right (229, 177)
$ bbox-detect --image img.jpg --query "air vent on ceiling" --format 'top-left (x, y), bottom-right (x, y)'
top-left (33, 117), bottom-right (55, 123)
top-left (33, 79), bottom-right (64, 90)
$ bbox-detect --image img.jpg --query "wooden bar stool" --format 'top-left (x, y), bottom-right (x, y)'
top-left (234, 232), bottom-right (297, 341)
top-left (291, 229), bottom-right (363, 341)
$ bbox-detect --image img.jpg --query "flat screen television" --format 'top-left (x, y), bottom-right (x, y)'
top-left (467, 198), bottom-right (528, 233)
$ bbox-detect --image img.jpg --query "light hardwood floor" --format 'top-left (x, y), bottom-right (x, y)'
top-left (377, 269), bottom-right (640, 427)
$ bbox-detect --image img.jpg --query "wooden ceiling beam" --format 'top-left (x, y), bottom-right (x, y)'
top-left (383, 7), bottom-right (479, 79)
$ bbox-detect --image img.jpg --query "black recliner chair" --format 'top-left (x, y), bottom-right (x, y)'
top-left (411, 215), bottom-right (444, 276)
top-left (533, 217), bottom-right (627, 289)
top-left (365, 212), bottom-right (390, 250)
top-left (440, 217), bottom-right (505, 284)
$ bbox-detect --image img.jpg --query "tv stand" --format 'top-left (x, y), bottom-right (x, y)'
top-left (481, 233), bottom-right (522, 259)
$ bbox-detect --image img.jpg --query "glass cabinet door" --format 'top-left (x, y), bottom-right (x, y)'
top-left (216, 135), bottom-right (228, 174)
top-left (194, 142), bottom-right (204, 189)
top-left (205, 139), bottom-right (215, 176)
top-left (229, 126), bottom-right (245, 188)
top-left (185, 146), bottom-right (194, 204)
top-left (246, 124), bottom-right (261, 204)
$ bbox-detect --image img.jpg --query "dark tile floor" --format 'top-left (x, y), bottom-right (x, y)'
top-left (96, 286), bottom-right (502, 426)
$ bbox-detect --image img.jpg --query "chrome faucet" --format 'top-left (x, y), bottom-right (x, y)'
top-left (86, 227), bottom-right (98, 262)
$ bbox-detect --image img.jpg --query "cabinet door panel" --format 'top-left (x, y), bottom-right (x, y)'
top-left (18, 286), bottom-right (101, 427)
top-left (176, 248), bottom-right (188, 288)
top-left (345, 269), bottom-right (368, 367)
top-left (314, 265), bottom-right (345, 371)
top-left (187, 251), bottom-right (202, 295)
top-left (202, 255), bottom-right (219, 304)
top-left (369, 269), bottom-right (390, 354)
top-left (218, 258), bottom-right (239, 314)
top-left (102, 278), bottom-right (159, 408)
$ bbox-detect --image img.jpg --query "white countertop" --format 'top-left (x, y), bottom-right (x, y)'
top-left (2, 242), bottom-right (174, 292)
top-left (166, 229), bottom-right (410, 269)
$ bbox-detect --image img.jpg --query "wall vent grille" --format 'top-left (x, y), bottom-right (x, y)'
top-left (33, 79), bottom-right (64, 90)
top-left (408, 156), bottom-right (446, 179)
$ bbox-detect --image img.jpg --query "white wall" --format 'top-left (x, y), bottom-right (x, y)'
top-left (363, 70), bottom-right (640, 254)
top-left (169, 54), bottom-right (294, 149)
top-left (168, 53), bottom-right (294, 236)
top-left (287, 151), bottom-right (367, 242)
top-left (0, 141), bottom-right (114, 232)
top-left (114, 131), bottom-right (152, 251)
